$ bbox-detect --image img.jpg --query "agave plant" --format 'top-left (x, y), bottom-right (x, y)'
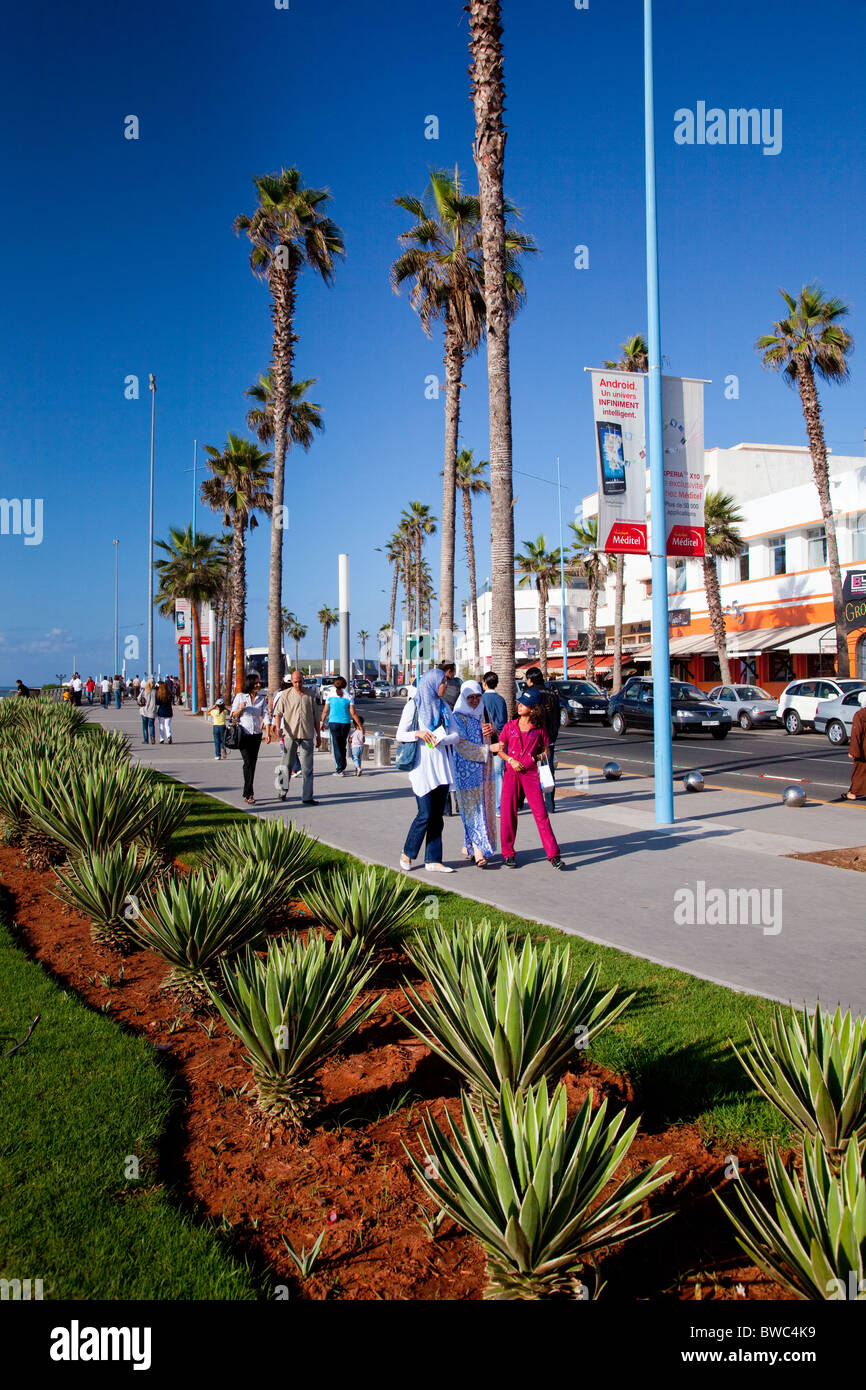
top-left (135, 783), bottom-right (190, 873)
top-left (209, 933), bottom-right (381, 1123)
top-left (403, 931), bottom-right (633, 1111)
top-left (717, 1136), bottom-right (866, 1301)
top-left (205, 818), bottom-right (318, 916)
top-left (128, 863), bottom-right (271, 998)
top-left (303, 866), bottom-right (424, 947)
top-left (53, 844), bottom-right (159, 949)
top-left (732, 1005), bottom-right (866, 1172)
top-left (407, 917), bottom-right (511, 989)
top-left (408, 1078), bottom-right (671, 1299)
top-left (78, 728), bottom-right (132, 770)
top-left (10, 761), bottom-right (157, 859)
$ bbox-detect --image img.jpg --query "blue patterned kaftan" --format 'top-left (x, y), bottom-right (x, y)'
top-left (452, 711), bottom-right (497, 858)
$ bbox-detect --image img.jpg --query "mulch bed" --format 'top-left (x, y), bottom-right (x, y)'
top-left (0, 843), bottom-right (790, 1300)
top-left (788, 844), bottom-right (866, 873)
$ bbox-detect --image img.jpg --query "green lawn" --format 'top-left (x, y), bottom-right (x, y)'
top-left (0, 890), bottom-right (264, 1300)
top-left (172, 782), bottom-right (795, 1150)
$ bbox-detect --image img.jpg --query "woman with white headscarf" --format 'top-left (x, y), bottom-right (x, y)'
top-left (451, 680), bottom-right (500, 866)
top-left (395, 667), bottom-right (461, 873)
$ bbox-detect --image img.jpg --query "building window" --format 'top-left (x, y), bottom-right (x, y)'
top-left (703, 655), bottom-right (721, 682)
top-left (806, 525), bottom-right (827, 568)
top-left (739, 546), bottom-right (750, 582)
top-left (769, 651), bottom-right (794, 683)
top-left (768, 535), bottom-right (787, 576)
top-left (852, 514), bottom-right (866, 563)
top-left (670, 560), bottom-right (687, 594)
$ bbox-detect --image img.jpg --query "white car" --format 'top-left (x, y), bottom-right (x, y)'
top-left (372, 681), bottom-right (394, 699)
top-left (777, 677), bottom-right (866, 734)
top-left (814, 687), bottom-right (866, 744)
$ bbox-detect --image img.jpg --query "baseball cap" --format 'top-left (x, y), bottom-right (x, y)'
top-left (517, 688), bottom-right (541, 708)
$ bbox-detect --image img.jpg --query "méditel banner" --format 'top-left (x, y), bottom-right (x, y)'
top-left (661, 377), bottom-right (705, 557)
top-left (590, 369), bottom-right (647, 554)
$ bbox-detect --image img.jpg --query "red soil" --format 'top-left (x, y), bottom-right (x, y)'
top-left (0, 844), bottom-right (789, 1301)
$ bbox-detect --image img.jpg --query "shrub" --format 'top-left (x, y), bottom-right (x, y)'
top-left (303, 866), bottom-right (424, 947)
top-left (53, 844), bottom-right (159, 950)
top-left (205, 818), bottom-right (318, 916)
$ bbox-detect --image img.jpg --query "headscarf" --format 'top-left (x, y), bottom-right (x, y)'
top-left (858, 691), bottom-right (866, 707)
top-left (414, 667), bottom-right (447, 730)
top-left (453, 680), bottom-right (484, 720)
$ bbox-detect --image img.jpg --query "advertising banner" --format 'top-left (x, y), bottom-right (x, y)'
top-left (842, 568), bottom-right (866, 631)
top-left (590, 369), bottom-right (647, 554)
top-left (661, 377), bottom-right (705, 557)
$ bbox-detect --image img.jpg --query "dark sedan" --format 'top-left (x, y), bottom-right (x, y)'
top-left (548, 679), bottom-right (610, 727)
top-left (609, 677), bottom-right (733, 740)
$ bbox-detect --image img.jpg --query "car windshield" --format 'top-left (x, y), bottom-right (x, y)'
top-left (557, 682), bottom-right (603, 697)
top-left (838, 681), bottom-right (866, 692)
top-left (670, 683), bottom-right (707, 702)
top-left (735, 687), bottom-right (772, 700)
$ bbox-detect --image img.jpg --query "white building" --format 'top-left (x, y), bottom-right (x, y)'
top-left (456, 580), bottom-right (594, 675)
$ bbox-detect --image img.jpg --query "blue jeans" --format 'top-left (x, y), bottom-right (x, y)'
top-left (114, 690), bottom-right (122, 708)
top-left (329, 722), bottom-right (351, 773)
top-left (141, 716), bottom-right (155, 743)
top-left (350, 744), bottom-right (363, 769)
top-left (404, 783), bottom-right (450, 863)
top-left (213, 725), bottom-right (226, 757)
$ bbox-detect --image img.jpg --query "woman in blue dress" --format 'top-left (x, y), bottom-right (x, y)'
top-left (451, 681), bottom-right (500, 866)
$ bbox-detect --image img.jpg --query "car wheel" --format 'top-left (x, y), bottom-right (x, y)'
top-left (784, 710), bottom-right (802, 735)
top-left (738, 712), bottom-right (753, 730)
top-left (559, 706), bottom-right (570, 729)
top-left (827, 720), bottom-right (847, 746)
top-left (611, 711), bottom-right (627, 736)
top-left (711, 728), bottom-right (729, 740)
top-left (671, 721), bottom-right (680, 740)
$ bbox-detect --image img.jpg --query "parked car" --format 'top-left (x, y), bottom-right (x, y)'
top-left (548, 679), bottom-right (610, 727)
top-left (814, 687), bottom-right (866, 744)
top-left (706, 684), bottom-right (780, 730)
top-left (609, 677), bottom-right (733, 739)
top-left (352, 679), bottom-right (374, 699)
top-left (372, 680), bottom-right (394, 699)
top-left (777, 678), bottom-right (866, 734)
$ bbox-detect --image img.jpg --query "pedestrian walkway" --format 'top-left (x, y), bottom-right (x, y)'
top-left (99, 703), bottom-right (865, 1013)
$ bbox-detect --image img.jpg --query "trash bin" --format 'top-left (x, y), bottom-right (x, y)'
top-left (374, 734), bottom-right (392, 767)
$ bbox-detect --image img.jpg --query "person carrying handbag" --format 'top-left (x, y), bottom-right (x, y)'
top-left (395, 668), bottom-right (461, 874)
top-left (229, 674), bottom-right (274, 804)
top-left (138, 680), bottom-right (157, 744)
top-left (498, 688), bottom-right (563, 870)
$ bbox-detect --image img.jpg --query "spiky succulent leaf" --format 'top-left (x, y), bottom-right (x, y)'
top-left (303, 865), bottom-right (424, 946)
top-left (53, 844), bottom-right (159, 947)
top-left (204, 817), bottom-right (318, 910)
top-left (10, 760), bottom-right (158, 858)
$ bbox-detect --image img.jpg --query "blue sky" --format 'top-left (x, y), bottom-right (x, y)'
top-left (2, 0), bottom-right (864, 682)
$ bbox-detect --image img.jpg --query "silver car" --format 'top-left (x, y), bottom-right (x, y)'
top-left (814, 688), bottom-right (866, 745)
top-left (707, 684), bottom-right (780, 730)
top-left (372, 681), bottom-right (394, 699)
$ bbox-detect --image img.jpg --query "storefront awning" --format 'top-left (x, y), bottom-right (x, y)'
top-left (626, 621), bottom-right (836, 661)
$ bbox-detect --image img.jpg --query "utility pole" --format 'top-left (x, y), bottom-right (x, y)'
top-left (146, 374), bottom-right (156, 679)
top-left (113, 539), bottom-right (119, 673)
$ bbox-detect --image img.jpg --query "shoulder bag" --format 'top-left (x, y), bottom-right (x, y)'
top-left (395, 699), bottom-right (420, 771)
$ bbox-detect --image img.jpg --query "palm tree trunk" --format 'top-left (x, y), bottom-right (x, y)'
top-left (463, 486), bottom-right (482, 672)
top-left (321, 624), bottom-right (328, 677)
top-left (439, 319), bottom-right (464, 665)
top-left (294, 637), bottom-right (300, 669)
top-left (232, 518), bottom-right (246, 694)
top-left (586, 575), bottom-right (598, 683)
top-left (469, 0), bottom-right (516, 716)
top-left (191, 601), bottom-right (206, 711)
top-left (612, 556), bottom-right (624, 693)
top-left (267, 264), bottom-right (297, 700)
top-left (415, 531), bottom-right (422, 657)
top-left (178, 642), bottom-right (185, 694)
top-left (538, 581), bottom-right (548, 679)
top-left (703, 554), bottom-right (731, 685)
top-left (798, 364), bottom-right (850, 676)
top-left (388, 559), bottom-right (399, 684)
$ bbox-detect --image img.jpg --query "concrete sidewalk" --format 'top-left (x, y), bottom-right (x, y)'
top-left (102, 704), bottom-right (864, 1013)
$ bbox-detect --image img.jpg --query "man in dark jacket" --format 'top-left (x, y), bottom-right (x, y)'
top-left (523, 666), bottom-right (560, 813)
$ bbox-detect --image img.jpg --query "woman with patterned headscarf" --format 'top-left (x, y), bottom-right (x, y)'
top-left (395, 667), bottom-right (461, 873)
top-left (451, 681), bottom-right (500, 866)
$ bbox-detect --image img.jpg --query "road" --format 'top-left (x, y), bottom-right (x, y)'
top-left (355, 698), bottom-right (855, 801)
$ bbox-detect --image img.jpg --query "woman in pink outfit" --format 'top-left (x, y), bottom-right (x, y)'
top-left (498, 689), bottom-right (563, 869)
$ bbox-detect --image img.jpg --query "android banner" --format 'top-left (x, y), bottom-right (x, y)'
top-left (589, 368), bottom-right (648, 554)
top-left (660, 376), bottom-right (705, 557)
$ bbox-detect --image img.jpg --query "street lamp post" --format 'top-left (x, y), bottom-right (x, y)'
top-left (191, 438), bottom-right (198, 714)
top-left (146, 373), bottom-right (156, 680)
top-left (113, 539), bottom-right (119, 674)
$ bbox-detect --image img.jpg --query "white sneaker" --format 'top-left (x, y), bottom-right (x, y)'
top-left (399, 854), bottom-right (413, 872)
top-left (214, 756), bottom-right (221, 761)
top-left (424, 862), bottom-right (455, 874)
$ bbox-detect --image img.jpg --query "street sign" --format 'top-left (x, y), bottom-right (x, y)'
top-left (178, 636), bottom-right (210, 646)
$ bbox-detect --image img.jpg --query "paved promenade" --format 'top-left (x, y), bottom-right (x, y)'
top-left (100, 704), bottom-right (865, 1013)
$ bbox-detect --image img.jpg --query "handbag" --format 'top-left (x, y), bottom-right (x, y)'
top-left (395, 699), bottom-right (420, 771)
top-left (225, 721), bottom-right (241, 750)
top-left (538, 755), bottom-right (554, 791)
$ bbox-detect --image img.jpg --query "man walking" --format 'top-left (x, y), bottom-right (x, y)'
top-left (523, 667), bottom-right (561, 813)
top-left (440, 662), bottom-right (462, 710)
top-left (271, 670), bottom-right (322, 805)
top-left (69, 672), bottom-right (82, 706)
top-left (482, 671), bottom-right (508, 815)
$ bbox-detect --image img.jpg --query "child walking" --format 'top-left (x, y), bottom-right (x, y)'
top-left (207, 698), bottom-right (227, 759)
top-left (350, 717), bottom-right (366, 775)
top-left (498, 689), bottom-right (563, 869)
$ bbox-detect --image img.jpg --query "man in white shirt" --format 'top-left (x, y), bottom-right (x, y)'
top-left (271, 671), bottom-right (323, 805)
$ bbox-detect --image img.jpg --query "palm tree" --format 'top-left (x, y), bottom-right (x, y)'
top-left (201, 434), bottom-right (272, 697)
top-left (235, 169), bottom-right (344, 700)
top-left (569, 516), bottom-right (613, 684)
top-left (454, 450), bottom-right (489, 673)
top-left (357, 629), bottom-right (370, 678)
top-left (154, 526), bottom-right (224, 706)
top-left (318, 605), bottom-right (338, 677)
top-left (392, 168), bottom-right (534, 667)
top-left (468, 1), bottom-right (521, 714)
top-left (516, 536), bottom-right (562, 680)
top-left (287, 619), bottom-right (307, 671)
top-left (757, 285), bottom-right (854, 676)
top-left (603, 333), bottom-right (648, 691)
top-left (377, 529), bottom-right (406, 683)
top-left (402, 501), bottom-right (437, 647)
top-left (702, 491), bottom-right (744, 687)
top-left (245, 371), bottom-right (324, 451)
